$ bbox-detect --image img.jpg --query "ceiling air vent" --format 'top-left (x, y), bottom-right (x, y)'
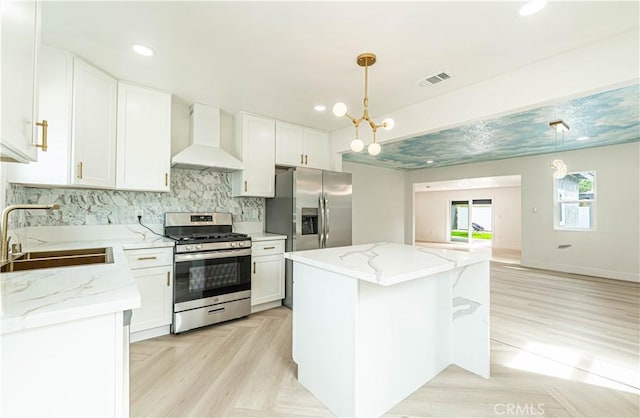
top-left (418, 72), bottom-right (452, 87)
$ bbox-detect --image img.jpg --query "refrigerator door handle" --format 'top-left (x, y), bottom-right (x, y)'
top-left (319, 195), bottom-right (325, 248)
top-left (324, 193), bottom-right (330, 246)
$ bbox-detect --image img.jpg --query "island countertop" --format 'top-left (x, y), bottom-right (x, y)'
top-left (285, 242), bottom-right (490, 286)
top-left (1, 236), bottom-right (174, 335)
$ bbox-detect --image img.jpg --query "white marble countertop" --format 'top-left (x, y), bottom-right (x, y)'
top-left (248, 232), bottom-right (287, 241)
top-left (285, 242), bottom-right (490, 286)
top-left (1, 234), bottom-right (174, 335)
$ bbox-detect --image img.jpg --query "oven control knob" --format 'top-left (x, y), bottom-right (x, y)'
top-left (229, 242), bottom-right (236, 248)
top-left (185, 245), bottom-right (193, 251)
top-left (195, 244), bottom-right (203, 250)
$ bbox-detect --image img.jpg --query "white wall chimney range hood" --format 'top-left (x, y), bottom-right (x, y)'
top-left (171, 103), bottom-right (243, 172)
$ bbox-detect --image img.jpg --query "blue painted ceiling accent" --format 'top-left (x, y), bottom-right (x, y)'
top-left (342, 84), bottom-right (640, 171)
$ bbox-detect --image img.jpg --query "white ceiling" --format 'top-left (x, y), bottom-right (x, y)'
top-left (41, 1), bottom-right (640, 132)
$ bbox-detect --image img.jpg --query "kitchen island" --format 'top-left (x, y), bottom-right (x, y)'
top-left (285, 242), bottom-right (490, 417)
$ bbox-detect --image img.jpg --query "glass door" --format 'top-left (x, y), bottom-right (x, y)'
top-left (450, 199), bottom-right (493, 245)
top-left (450, 201), bottom-right (470, 243)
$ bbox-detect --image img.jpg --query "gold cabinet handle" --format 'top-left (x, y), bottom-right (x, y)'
top-left (253, 262), bottom-right (256, 274)
top-left (77, 162), bottom-right (83, 179)
top-left (165, 173), bottom-right (168, 186)
top-left (137, 256), bottom-right (157, 261)
top-left (35, 120), bottom-right (48, 151)
top-left (244, 180), bottom-right (248, 192)
top-left (300, 154), bottom-right (304, 164)
top-left (263, 246), bottom-right (276, 250)
top-left (166, 272), bottom-right (170, 287)
top-left (305, 154), bottom-right (308, 165)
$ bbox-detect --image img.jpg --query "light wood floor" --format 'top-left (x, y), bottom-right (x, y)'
top-left (130, 263), bottom-right (639, 417)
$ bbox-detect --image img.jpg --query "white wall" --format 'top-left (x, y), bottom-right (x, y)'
top-left (406, 142), bottom-right (640, 282)
top-left (415, 187), bottom-right (521, 250)
top-left (343, 162), bottom-right (405, 245)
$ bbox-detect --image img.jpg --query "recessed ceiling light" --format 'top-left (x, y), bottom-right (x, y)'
top-left (426, 160), bottom-right (434, 164)
top-left (314, 105), bottom-right (327, 112)
top-left (132, 43), bottom-right (155, 57)
top-left (518, 0), bottom-right (546, 17)
top-left (576, 136), bottom-right (590, 141)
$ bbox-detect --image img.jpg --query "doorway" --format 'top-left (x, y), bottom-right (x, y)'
top-left (450, 199), bottom-right (493, 246)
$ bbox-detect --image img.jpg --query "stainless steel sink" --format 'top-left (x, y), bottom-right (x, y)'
top-left (1, 247), bottom-right (114, 273)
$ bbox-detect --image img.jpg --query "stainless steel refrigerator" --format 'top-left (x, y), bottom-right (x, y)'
top-left (266, 167), bottom-right (352, 308)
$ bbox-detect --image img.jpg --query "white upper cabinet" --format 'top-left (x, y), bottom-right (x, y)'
top-left (1, 0), bottom-right (41, 163)
top-left (275, 121), bottom-right (330, 170)
top-left (116, 82), bottom-right (171, 192)
top-left (7, 45), bottom-right (72, 185)
top-left (302, 128), bottom-right (331, 170)
top-left (275, 121), bottom-right (305, 166)
top-left (9, 48), bottom-right (172, 192)
top-left (7, 51), bottom-right (118, 188)
top-left (72, 57), bottom-right (117, 188)
top-left (231, 112), bottom-right (275, 197)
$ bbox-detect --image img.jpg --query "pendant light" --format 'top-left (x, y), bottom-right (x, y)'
top-left (549, 120), bottom-right (569, 179)
top-left (333, 53), bottom-right (394, 156)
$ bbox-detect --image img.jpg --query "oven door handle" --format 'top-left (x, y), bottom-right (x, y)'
top-left (175, 248), bottom-right (252, 262)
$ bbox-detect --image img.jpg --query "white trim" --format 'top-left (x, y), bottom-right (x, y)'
top-left (521, 260), bottom-right (639, 283)
top-left (130, 325), bottom-right (170, 343)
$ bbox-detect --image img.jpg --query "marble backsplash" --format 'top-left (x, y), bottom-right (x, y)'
top-left (6, 168), bottom-right (264, 228)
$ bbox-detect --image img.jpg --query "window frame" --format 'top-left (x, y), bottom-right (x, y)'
top-left (553, 170), bottom-right (597, 231)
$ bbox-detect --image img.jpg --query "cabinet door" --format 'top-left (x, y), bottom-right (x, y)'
top-left (7, 46), bottom-right (72, 185)
top-left (130, 267), bottom-right (173, 333)
top-left (275, 121), bottom-right (304, 167)
top-left (251, 254), bottom-right (284, 306)
top-left (0, 0), bottom-right (40, 163)
top-left (116, 82), bottom-right (171, 192)
top-left (71, 57), bottom-right (117, 188)
top-left (232, 113), bottom-right (275, 197)
top-left (303, 129), bottom-right (331, 170)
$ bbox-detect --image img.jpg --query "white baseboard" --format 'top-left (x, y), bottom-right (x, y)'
top-left (130, 325), bottom-right (171, 343)
top-left (521, 260), bottom-right (639, 283)
top-left (251, 300), bottom-right (282, 314)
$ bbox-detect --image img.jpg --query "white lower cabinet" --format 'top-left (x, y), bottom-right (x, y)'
top-left (125, 247), bottom-right (173, 342)
top-left (1, 311), bottom-right (129, 417)
top-left (251, 239), bottom-right (285, 312)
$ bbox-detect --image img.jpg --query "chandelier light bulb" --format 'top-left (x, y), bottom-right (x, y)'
top-left (368, 142), bottom-right (381, 156)
top-left (382, 118), bottom-right (395, 130)
top-left (350, 138), bottom-right (364, 152)
top-left (332, 102), bottom-right (347, 117)
top-left (551, 159), bottom-right (567, 179)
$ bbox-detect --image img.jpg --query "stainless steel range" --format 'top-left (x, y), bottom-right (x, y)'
top-left (164, 212), bottom-right (251, 333)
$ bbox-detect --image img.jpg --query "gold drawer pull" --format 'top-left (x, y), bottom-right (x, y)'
top-left (137, 256), bottom-right (157, 261)
top-left (77, 162), bottom-right (83, 179)
top-left (166, 272), bottom-right (170, 287)
top-left (165, 173), bottom-right (168, 186)
top-left (304, 154), bottom-right (308, 165)
top-left (36, 120), bottom-right (48, 151)
top-left (253, 262), bottom-right (256, 274)
top-left (300, 154), bottom-right (304, 164)
top-left (244, 180), bottom-right (248, 192)
top-left (263, 246), bottom-right (276, 250)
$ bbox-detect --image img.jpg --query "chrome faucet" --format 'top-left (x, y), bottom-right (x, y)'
top-left (1, 204), bottom-right (61, 263)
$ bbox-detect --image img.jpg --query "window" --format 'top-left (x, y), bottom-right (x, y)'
top-left (554, 171), bottom-right (596, 230)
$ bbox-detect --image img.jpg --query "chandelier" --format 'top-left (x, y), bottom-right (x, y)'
top-left (333, 53), bottom-right (394, 156)
top-left (549, 120), bottom-right (569, 179)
